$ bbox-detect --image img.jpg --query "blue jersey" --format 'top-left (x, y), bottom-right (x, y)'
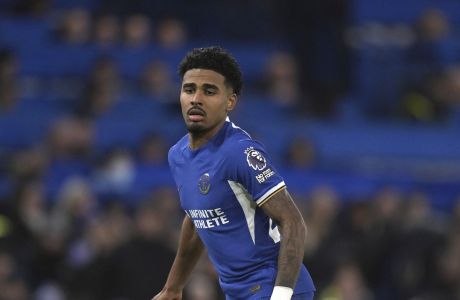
top-left (168, 120), bottom-right (315, 299)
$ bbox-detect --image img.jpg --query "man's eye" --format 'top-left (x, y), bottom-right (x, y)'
top-left (205, 89), bottom-right (216, 95)
top-left (184, 87), bottom-right (194, 93)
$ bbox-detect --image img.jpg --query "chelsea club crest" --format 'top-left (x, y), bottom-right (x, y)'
top-left (198, 173), bottom-right (211, 194)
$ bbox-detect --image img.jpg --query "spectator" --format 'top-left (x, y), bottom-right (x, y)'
top-left (54, 8), bottom-right (91, 45)
top-left (93, 148), bottom-right (135, 196)
top-left (144, 187), bottom-right (181, 244)
top-left (285, 136), bottom-right (317, 169)
top-left (185, 272), bottom-right (220, 300)
top-left (400, 8), bottom-right (460, 122)
top-left (0, 49), bottom-right (18, 84)
top-left (34, 282), bottom-right (65, 300)
top-left (0, 82), bottom-right (19, 112)
top-left (386, 191), bottom-right (447, 299)
top-left (101, 197), bottom-right (176, 300)
top-left (275, 0), bottom-right (351, 118)
top-left (49, 177), bottom-right (97, 241)
top-left (8, 147), bottom-right (48, 185)
top-left (9, 181), bottom-right (48, 241)
top-left (450, 196), bottom-right (460, 230)
top-left (362, 188), bottom-right (404, 293)
top-left (61, 203), bottom-right (131, 299)
top-left (302, 186), bottom-right (341, 291)
top-left (319, 261), bottom-right (374, 300)
top-left (0, 251), bottom-right (16, 285)
top-left (435, 229), bottom-right (460, 299)
top-left (399, 71), bottom-right (452, 122)
top-left (407, 8), bottom-right (457, 80)
top-left (88, 57), bottom-right (121, 94)
top-left (302, 186), bottom-right (340, 258)
top-left (75, 83), bottom-right (117, 118)
top-left (138, 60), bottom-right (177, 103)
top-left (45, 117), bottom-right (94, 160)
top-left (73, 56), bottom-right (122, 119)
top-left (92, 14), bottom-right (120, 48)
top-left (12, 0), bottom-right (50, 16)
top-left (0, 275), bottom-right (29, 300)
top-left (122, 14), bottom-right (151, 48)
top-left (402, 191), bottom-right (445, 231)
top-left (0, 50), bottom-right (20, 112)
top-left (254, 51), bottom-right (301, 107)
top-left (445, 65), bottom-right (460, 106)
top-left (155, 18), bottom-right (188, 51)
top-left (4, 181), bottom-right (48, 255)
top-left (137, 134), bottom-right (169, 166)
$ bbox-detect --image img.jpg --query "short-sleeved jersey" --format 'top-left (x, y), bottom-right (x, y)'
top-left (168, 120), bottom-right (315, 299)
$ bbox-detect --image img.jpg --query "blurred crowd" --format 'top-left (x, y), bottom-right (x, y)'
top-left (1, 178), bottom-right (460, 299)
top-left (0, 0), bottom-right (460, 300)
top-left (1, 1), bottom-right (460, 120)
top-left (345, 6), bottom-right (460, 122)
top-left (301, 186), bottom-right (460, 300)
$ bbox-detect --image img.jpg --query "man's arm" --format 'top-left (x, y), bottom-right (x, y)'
top-left (152, 215), bottom-right (204, 300)
top-left (261, 188), bottom-right (307, 294)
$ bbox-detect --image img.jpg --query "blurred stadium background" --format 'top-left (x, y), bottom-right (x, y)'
top-left (0, 0), bottom-right (460, 299)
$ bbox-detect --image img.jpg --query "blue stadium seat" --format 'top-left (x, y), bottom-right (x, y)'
top-left (350, 45), bottom-right (408, 116)
top-left (108, 46), bottom-right (159, 79)
top-left (93, 98), bottom-right (176, 152)
top-left (18, 44), bottom-right (101, 77)
top-left (0, 18), bottom-right (51, 48)
top-left (300, 121), bottom-right (460, 160)
top-left (0, 98), bottom-right (69, 149)
top-left (222, 43), bottom-right (279, 84)
top-left (0, 176), bottom-right (10, 199)
top-left (128, 164), bottom-right (175, 204)
top-left (43, 159), bottom-right (92, 203)
top-left (0, 116), bottom-right (51, 149)
top-left (351, 0), bottom-right (460, 24)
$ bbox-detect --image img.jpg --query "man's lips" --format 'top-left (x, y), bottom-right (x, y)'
top-left (187, 107), bottom-right (205, 122)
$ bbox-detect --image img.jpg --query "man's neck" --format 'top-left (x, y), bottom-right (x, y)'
top-left (188, 120), bottom-right (226, 150)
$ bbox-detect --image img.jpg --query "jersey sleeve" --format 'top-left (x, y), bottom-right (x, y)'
top-left (226, 139), bottom-right (286, 206)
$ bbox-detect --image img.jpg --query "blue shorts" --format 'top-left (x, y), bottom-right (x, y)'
top-left (223, 265), bottom-right (315, 300)
top-left (260, 291), bottom-right (314, 300)
top-left (226, 291), bottom-right (315, 300)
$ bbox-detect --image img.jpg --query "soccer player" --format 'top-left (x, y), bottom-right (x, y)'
top-left (153, 46), bottom-right (315, 300)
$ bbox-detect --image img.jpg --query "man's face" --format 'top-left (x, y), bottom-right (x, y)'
top-left (180, 69), bottom-right (236, 134)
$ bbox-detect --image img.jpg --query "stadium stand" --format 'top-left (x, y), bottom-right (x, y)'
top-left (0, 0), bottom-right (459, 299)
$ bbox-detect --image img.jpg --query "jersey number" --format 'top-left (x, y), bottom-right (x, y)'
top-left (269, 218), bottom-right (281, 243)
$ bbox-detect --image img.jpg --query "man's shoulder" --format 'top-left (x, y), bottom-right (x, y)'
top-left (221, 123), bottom-right (265, 158)
top-left (171, 133), bottom-right (188, 150)
top-left (168, 134), bottom-right (188, 162)
top-left (222, 123), bottom-right (253, 151)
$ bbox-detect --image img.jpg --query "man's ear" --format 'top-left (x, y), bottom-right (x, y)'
top-left (227, 93), bottom-right (237, 112)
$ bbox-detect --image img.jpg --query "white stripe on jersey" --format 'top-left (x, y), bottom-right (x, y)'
top-left (255, 181), bottom-right (286, 206)
top-left (227, 118), bottom-right (251, 138)
top-left (227, 180), bottom-right (257, 244)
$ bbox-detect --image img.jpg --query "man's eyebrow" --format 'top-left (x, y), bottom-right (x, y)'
top-left (202, 83), bottom-right (219, 90)
top-left (182, 82), bottom-right (196, 88)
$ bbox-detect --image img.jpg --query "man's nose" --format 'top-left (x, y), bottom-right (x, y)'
top-left (191, 91), bottom-right (203, 105)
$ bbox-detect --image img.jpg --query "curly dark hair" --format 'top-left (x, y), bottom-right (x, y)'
top-left (178, 46), bottom-right (243, 95)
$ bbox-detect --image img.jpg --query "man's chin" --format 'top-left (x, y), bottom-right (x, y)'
top-left (186, 122), bottom-right (207, 134)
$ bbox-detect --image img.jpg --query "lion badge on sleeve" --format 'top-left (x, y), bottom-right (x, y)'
top-left (244, 147), bottom-right (267, 171)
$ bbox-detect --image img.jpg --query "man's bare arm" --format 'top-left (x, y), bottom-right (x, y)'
top-left (153, 215), bottom-right (204, 300)
top-left (261, 188), bottom-right (307, 288)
